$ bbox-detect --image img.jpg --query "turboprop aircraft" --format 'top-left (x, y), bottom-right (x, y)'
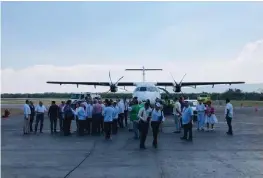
top-left (46, 66), bottom-right (245, 104)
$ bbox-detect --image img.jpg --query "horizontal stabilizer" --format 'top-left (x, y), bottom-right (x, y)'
top-left (125, 69), bottom-right (162, 71)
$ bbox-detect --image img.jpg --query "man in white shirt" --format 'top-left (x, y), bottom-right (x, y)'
top-left (137, 102), bottom-right (152, 149)
top-left (225, 98), bottom-right (234, 135)
top-left (34, 101), bottom-right (47, 133)
top-left (173, 97), bottom-right (182, 133)
top-left (23, 100), bottom-right (31, 134)
top-left (117, 99), bottom-right (125, 128)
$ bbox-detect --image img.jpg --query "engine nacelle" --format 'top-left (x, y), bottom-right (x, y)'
top-left (110, 85), bottom-right (118, 92)
top-left (173, 85), bottom-right (181, 93)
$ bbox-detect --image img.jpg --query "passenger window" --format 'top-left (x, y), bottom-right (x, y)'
top-left (135, 87), bottom-right (140, 92)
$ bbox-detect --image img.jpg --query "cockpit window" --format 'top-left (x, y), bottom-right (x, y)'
top-left (134, 87), bottom-right (158, 92)
top-left (140, 87), bottom-right (147, 91)
top-left (148, 87), bottom-right (158, 92)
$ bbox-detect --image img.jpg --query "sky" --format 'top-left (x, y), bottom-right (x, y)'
top-left (1, 1), bottom-right (263, 93)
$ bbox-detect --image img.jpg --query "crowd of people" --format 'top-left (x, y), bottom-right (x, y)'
top-left (23, 96), bottom-right (234, 149)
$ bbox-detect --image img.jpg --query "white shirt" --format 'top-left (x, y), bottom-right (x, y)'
top-left (35, 105), bottom-right (47, 113)
top-left (173, 101), bottom-right (181, 115)
top-left (117, 101), bottom-right (125, 114)
top-left (23, 104), bottom-right (31, 117)
top-left (138, 107), bottom-right (152, 121)
top-left (225, 103), bottom-right (233, 118)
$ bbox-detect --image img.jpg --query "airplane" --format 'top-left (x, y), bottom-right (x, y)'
top-left (46, 66), bottom-right (245, 104)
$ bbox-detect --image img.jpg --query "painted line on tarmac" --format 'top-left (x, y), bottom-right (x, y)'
top-left (217, 121), bottom-right (263, 126)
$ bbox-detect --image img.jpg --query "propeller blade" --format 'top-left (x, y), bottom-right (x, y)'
top-left (179, 73), bottom-right (187, 85)
top-left (109, 71), bottom-right (113, 84)
top-left (114, 76), bottom-right (124, 85)
top-left (169, 72), bottom-right (178, 85)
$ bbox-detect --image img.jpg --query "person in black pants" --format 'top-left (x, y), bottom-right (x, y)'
top-left (138, 102), bottom-right (152, 149)
top-left (151, 103), bottom-right (164, 148)
top-left (29, 101), bottom-right (35, 132)
top-left (35, 101), bottom-right (47, 133)
top-left (48, 101), bottom-right (59, 134)
top-left (180, 102), bottom-right (193, 141)
top-left (63, 100), bottom-right (74, 136)
top-left (225, 98), bottom-right (234, 135)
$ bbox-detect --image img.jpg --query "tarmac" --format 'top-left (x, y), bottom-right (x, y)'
top-left (1, 106), bottom-right (263, 178)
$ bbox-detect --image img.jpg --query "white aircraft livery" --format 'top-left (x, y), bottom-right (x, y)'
top-left (47, 66), bottom-right (245, 104)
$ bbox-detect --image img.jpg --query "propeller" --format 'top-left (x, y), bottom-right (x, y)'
top-left (170, 73), bottom-right (187, 92)
top-left (106, 71), bottom-right (124, 93)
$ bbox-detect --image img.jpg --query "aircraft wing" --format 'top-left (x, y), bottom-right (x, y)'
top-left (156, 81), bottom-right (245, 87)
top-left (46, 81), bottom-right (135, 86)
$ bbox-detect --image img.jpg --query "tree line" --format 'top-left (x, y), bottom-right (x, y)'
top-left (1, 89), bottom-right (263, 101)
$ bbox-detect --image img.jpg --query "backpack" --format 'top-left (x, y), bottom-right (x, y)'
top-left (64, 105), bottom-right (74, 119)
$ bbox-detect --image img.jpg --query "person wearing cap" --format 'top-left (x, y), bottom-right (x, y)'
top-left (151, 102), bottom-right (165, 148)
top-left (23, 100), bottom-right (31, 134)
top-left (196, 99), bottom-right (206, 131)
top-left (76, 103), bottom-right (87, 136)
top-left (173, 97), bottom-right (182, 133)
top-left (180, 101), bottom-right (193, 141)
top-left (137, 102), bottom-right (152, 149)
top-left (112, 101), bottom-right (120, 134)
top-left (34, 101), bottom-right (47, 134)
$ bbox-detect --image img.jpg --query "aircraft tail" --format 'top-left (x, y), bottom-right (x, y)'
top-left (125, 69), bottom-right (163, 71)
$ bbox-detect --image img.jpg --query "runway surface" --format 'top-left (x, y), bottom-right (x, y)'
top-left (1, 107), bottom-right (263, 178)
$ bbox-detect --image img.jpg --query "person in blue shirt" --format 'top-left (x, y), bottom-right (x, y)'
top-left (76, 103), bottom-right (87, 136)
top-left (180, 101), bottom-right (193, 141)
top-left (196, 99), bottom-right (206, 131)
top-left (103, 100), bottom-right (114, 140)
top-left (112, 101), bottom-right (119, 134)
top-left (151, 102), bottom-right (165, 148)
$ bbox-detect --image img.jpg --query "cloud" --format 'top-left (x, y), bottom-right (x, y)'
top-left (1, 39), bottom-right (263, 93)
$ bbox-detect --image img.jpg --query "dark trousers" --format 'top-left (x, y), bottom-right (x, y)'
top-left (151, 121), bottom-right (161, 146)
top-left (139, 120), bottom-right (149, 148)
top-left (49, 116), bottom-right (58, 132)
top-left (92, 114), bottom-right (101, 135)
top-left (59, 112), bottom-right (63, 131)
top-left (100, 116), bottom-right (104, 132)
top-left (63, 117), bottom-right (72, 136)
top-left (30, 114), bottom-right (35, 131)
top-left (75, 117), bottom-right (79, 132)
top-left (183, 122), bottom-right (193, 139)
top-left (78, 120), bottom-right (85, 136)
top-left (85, 118), bottom-right (92, 134)
top-left (112, 119), bottom-right (118, 134)
top-left (104, 121), bottom-right (112, 139)
top-left (118, 113), bottom-right (124, 128)
top-left (124, 110), bottom-right (128, 127)
top-left (35, 113), bottom-right (44, 132)
top-left (226, 117), bottom-right (233, 134)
